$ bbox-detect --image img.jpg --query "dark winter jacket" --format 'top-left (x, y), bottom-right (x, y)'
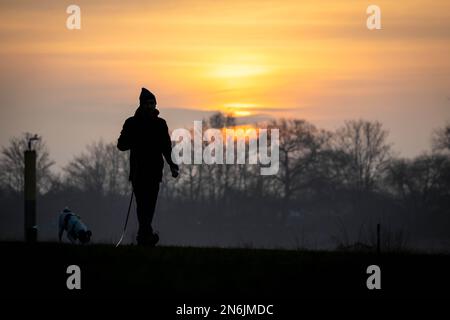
top-left (117, 106), bottom-right (175, 183)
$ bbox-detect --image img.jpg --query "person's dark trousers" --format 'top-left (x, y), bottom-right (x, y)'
top-left (132, 179), bottom-right (160, 242)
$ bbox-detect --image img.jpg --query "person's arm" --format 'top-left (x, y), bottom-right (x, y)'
top-left (161, 120), bottom-right (179, 177)
top-left (117, 118), bottom-right (133, 151)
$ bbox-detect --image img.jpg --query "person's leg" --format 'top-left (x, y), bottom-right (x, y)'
top-left (146, 181), bottom-right (160, 245)
top-left (148, 181), bottom-right (160, 224)
top-left (132, 180), bottom-right (160, 244)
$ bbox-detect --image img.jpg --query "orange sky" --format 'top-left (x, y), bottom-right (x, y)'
top-left (0, 0), bottom-right (449, 167)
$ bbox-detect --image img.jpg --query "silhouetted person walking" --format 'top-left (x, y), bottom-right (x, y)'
top-left (117, 88), bottom-right (179, 246)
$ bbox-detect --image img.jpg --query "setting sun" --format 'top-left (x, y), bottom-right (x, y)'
top-left (212, 64), bottom-right (269, 79)
top-left (233, 110), bottom-right (251, 117)
top-left (222, 103), bottom-right (259, 117)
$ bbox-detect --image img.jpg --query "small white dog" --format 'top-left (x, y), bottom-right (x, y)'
top-left (58, 207), bottom-right (92, 244)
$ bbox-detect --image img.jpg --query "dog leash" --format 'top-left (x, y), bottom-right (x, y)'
top-left (115, 189), bottom-right (134, 247)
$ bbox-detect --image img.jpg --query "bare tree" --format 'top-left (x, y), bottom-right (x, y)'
top-left (268, 119), bottom-right (325, 201)
top-left (432, 123), bottom-right (450, 153)
top-left (387, 154), bottom-right (450, 211)
top-left (334, 120), bottom-right (392, 191)
top-left (0, 133), bottom-right (55, 193)
top-left (209, 112), bottom-right (236, 128)
top-left (64, 141), bottom-right (129, 195)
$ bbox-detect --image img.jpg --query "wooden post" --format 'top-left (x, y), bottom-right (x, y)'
top-left (24, 150), bottom-right (37, 243)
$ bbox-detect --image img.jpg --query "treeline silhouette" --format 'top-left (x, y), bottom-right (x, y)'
top-left (0, 115), bottom-right (449, 251)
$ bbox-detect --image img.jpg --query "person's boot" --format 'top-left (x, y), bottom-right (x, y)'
top-left (150, 232), bottom-right (159, 246)
top-left (137, 232), bottom-right (159, 247)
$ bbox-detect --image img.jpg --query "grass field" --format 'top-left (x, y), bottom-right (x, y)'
top-left (1, 242), bottom-right (449, 300)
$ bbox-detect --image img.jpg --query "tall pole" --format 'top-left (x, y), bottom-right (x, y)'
top-left (24, 135), bottom-right (39, 243)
